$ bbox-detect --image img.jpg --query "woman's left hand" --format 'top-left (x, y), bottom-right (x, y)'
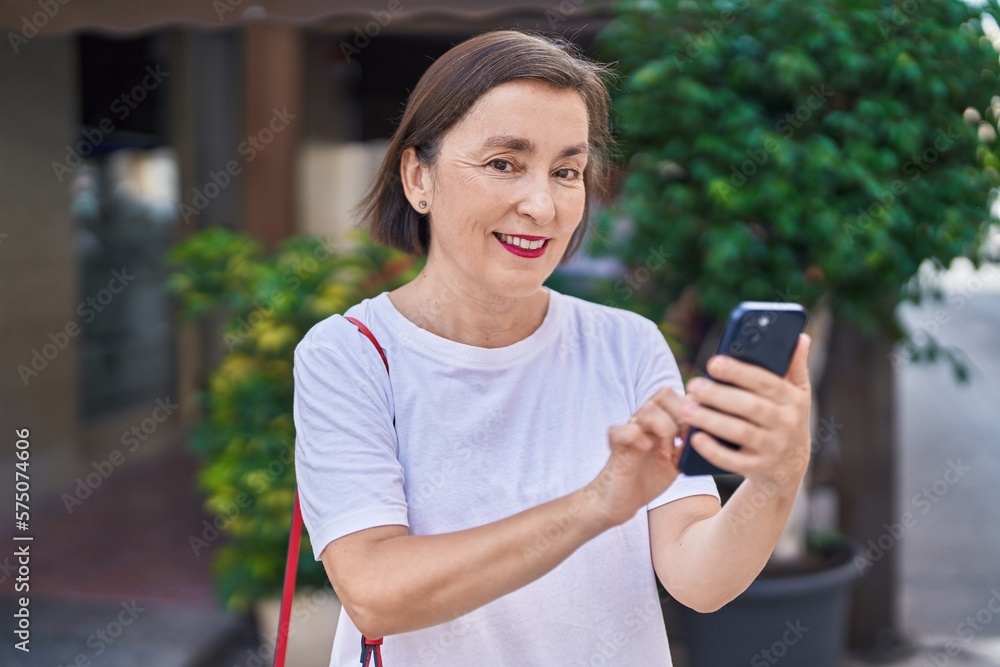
top-left (663, 333), bottom-right (813, 486)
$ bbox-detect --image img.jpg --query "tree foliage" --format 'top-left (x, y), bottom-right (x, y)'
top-left (593, 0), bottom-right (1000, 372)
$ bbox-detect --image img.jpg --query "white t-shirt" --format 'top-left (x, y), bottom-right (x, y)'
top-left (293, 286), bottom-right (719, 667)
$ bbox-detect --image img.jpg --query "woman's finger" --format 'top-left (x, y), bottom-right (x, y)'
top-left (650, 387), bottom-right (688, 424)
top-left (683, 402), bottom-right (766, 453)
top-left (685, 377), bottom-right (779, 429)
top-left (689, 430), bottom-right (755, 474)
top-left (705, 355), bottom-right (788, 405)
top-left (631, 400), bottom-right (680, 444)
top-left (784, 333), bottom-right (812, 391)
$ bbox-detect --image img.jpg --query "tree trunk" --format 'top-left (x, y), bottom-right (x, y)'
top-left (822, 318), bottom-right (898, 650)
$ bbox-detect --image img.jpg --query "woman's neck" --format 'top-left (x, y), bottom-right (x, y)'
top-left (387, 273), bottom-right (549, 349)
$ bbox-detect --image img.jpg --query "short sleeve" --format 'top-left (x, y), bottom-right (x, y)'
top-left (293, 319), bottom-right (409, 561)
top-left (633, 319), bottom-right (720, 510)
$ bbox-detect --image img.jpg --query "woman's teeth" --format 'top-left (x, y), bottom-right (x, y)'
top-left (495, 233), bottom-right (546, 250)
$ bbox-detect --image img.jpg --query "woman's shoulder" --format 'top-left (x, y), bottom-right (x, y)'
top-left (553, 289), bottom-right (661, 341)
top-left (295, 295), bottom-right (384, 359)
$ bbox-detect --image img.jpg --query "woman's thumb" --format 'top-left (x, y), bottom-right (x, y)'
top-left (608, 423), bottom-right (633, 450)
top-left (785, 333), bottom-right (812, 389)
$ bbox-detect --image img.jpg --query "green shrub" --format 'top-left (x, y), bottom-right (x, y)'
top-left (168, 227), bottom-right (420, 610)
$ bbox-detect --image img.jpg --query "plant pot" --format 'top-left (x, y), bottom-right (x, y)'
top-left (678, 540), bottom-right (859, 667)
top-left (253, 588), bottom-right (342, 667)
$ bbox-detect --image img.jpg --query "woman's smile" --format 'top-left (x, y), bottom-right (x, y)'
top-left (493, 232), bottom-right (551, 258)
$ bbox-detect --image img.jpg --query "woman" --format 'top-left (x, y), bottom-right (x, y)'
top-left (293, 29), bottom-right (813, 666)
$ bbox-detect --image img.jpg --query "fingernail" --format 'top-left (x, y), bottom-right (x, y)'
top-left (682, 401), bottom-right (696, 417)
top-left (688, 378), bottom-right (707, 395)
top-left (707, 357), bottom-right (719, 374)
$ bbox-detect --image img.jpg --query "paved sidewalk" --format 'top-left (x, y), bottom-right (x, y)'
top-left (0, 446), bottom-right (256, 666)
top-left (895, 274), bottom-right (1000, 638)
top-left (0, 594), bottom-right (250, 667)
top-left (844, 636), bottom-right (1000, 666)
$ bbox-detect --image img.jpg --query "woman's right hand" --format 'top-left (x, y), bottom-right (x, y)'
top-left (584, 388), bottom-right (684, 529)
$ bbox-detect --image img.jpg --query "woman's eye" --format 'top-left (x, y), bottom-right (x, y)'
top-left (490, 159), bottom-right (511, 172)
top-left (556, 168), bottom-right (581, 180)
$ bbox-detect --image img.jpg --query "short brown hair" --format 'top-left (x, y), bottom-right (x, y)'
top-left (353, 29), bottom-right (618, 265)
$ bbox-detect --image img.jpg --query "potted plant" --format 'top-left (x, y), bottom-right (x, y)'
top-left (652, 294), bottom-right (859, 667)
top-left (586, 0), bottom-right (1000, 660)
top-left (167, 227), bottom-right (419, 664)
top-left (554, 269), bottom-right (858, 665)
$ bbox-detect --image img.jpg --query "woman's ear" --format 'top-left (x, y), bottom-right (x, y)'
top-left (400, 147), bottom-right (432, 212)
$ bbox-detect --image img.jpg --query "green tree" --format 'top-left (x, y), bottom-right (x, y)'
top-left (593, 0), bottom-right (1000, 649)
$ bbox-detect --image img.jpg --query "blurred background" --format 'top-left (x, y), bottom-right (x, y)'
top-left (1, 0), bottom-right (999, 665)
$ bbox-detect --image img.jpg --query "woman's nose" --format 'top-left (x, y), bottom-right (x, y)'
top-left (515, 174), bottom-right (556, 225)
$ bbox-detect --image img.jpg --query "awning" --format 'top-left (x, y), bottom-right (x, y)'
top-left (1, 0), bottom-right (615, 35)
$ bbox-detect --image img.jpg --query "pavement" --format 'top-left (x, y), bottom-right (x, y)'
top-left (866, 262), bottom-right (1000, 667)
top-left (843, 638), bottom-right (1000, 667)
top-left (0, 442), bottom-right (257, 667)
top-left (0, 595), bottom-right (251, 667)
top-left (2, 262), bottom-right (998, 667)
top-left (896, 263), bottom-right (1000, 639)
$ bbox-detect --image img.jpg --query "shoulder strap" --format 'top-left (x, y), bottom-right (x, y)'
top-left (345, 316), bottom-right (389, 374)
top-left (343, 316), bottom-right (387, 666)
top-left (275, 316), bottom-right (388, 667)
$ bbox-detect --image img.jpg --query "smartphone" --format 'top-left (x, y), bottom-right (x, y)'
top-left (677, 301), bottom-right (808, 476)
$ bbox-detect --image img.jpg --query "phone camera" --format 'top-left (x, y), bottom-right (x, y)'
top-left (757, 314), bottom-right (771, 329)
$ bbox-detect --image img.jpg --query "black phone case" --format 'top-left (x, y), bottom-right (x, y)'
top-left (677, 302), bottom-right (807, 477)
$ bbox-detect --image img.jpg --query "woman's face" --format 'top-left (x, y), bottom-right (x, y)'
top-left (405, 79), bottom-right (590, 300)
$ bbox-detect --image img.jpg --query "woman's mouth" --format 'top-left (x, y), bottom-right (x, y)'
top-left (493, 232), bottom-right (549, 258)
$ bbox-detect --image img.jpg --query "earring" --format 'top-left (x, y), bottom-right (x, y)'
top-left (419, 201), bottom-right (427, 209)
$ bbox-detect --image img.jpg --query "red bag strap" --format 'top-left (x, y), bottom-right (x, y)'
top-left (345, 316), bottom-right (389, 374)
top-left (274, 492), bottom-right (303, 667)
top-left (275, 316), bottom-right (388, 667)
